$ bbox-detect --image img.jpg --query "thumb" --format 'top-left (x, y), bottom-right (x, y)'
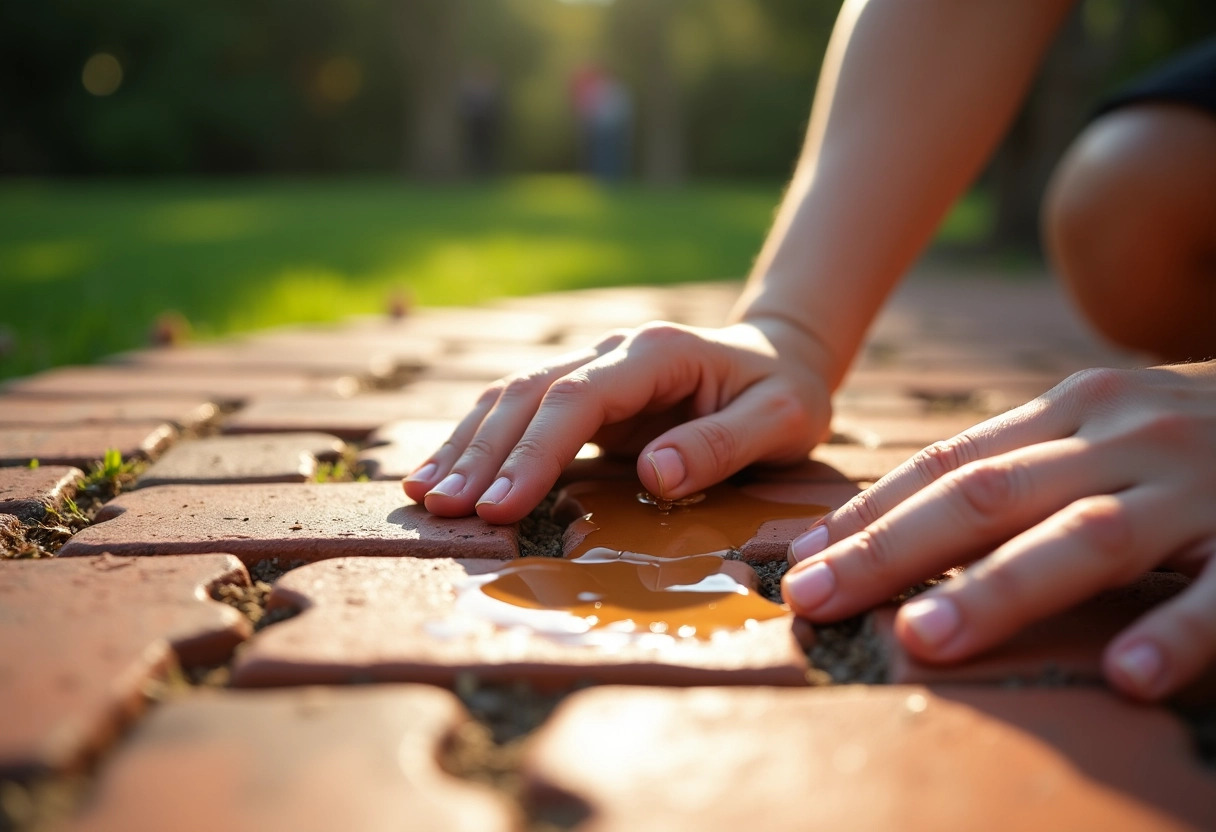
top-left (637, 380), bottom-right (822, 499)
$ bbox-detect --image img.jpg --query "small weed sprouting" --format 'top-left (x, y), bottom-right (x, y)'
top-left (27, 458), bottom-right (39, 470)
top-left (76, 448), bottom-right (144, 509)
top-left (312, 449), bottom-right (368, 484)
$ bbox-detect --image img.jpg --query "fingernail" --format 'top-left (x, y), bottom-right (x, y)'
top-left (789, 524), bottom-right (829, 564)
top-left (477, 476), bottom-right (513, 507)
top-left (646, 447), bottom-right (686, 496)
top-left (404, 462), bottom-right (438, 483)
top-left (784, 560), bottom-right (836, 611)
top-left (427, 472), bottom-right (466, 498)
top-left (1112, 641), bottom-right (1164, 692)
top-left (901, 596), bottom-right (961, 648)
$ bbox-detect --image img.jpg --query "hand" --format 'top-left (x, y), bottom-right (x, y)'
top-left (782, 362), bottom-right (1216, 701)
top-left (402, 318), bottom-right (833, 524)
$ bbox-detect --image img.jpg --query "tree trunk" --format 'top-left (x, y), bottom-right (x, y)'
top-left (400, 0), bottom-right (464, 180)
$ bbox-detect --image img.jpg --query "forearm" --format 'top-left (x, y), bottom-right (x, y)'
top-left (732, 0), bottom-right (1077, 388)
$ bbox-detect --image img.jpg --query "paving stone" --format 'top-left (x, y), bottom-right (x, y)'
top-left (876, 572), bottom-right (1216, 701)
top-left (0, 423), bottom-right (177, 468)
top-left (809, 445), bottom-right (918, 483)
top-left (388, 305), bottom-right (564, 345)
top-left (0, 465), bottom-right (83, 521)
top-left (0, 395), bottom-right (219, 429)
top-left (68, 685), bottom-right (516, 832)
top-left (247, 322), bottom-right (448, 370)
top-left (839, 366), bottom-right (1064, 415)
top-left (358, 419), bottom-right (457, 480)
top-left (0, 554), bottom-right (250, 778)
top-left (230, 557), bottom-right (810, 688)
top-left (221, 383), bottom-right (487, 439)
top-left (1, 366), bottom-right (357, 405)
top-left (107, 342), bottom-right (403, 384)
top-left (135, 433), bottom-right (347, 488)
top-left (419, 343), bottom-right (588, 382)
top-left (523, 685), bottom-right (1216, 831)
top-left (58, 482), bottom-right (518, 563)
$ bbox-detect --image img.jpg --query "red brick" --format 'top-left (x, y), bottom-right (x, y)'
top-left (108, 342), bottom-right (402, 384)
top-left (0, 554), bottom-right (250, 777)
top-left (809, 445), bottom-right (917, 483)
top-left (419, 343), bottom-right (586, 382)
top-left (246, 324), bottom-right (446, 370)
top-left (69, 686), bottom-right (516, 832)
top-left (389, 305), bottom-right (563, 345)
top-left (0, 423), bottom-right (176, 468)
top-left (358, 419), bottom-right (457, 480)
top-left (136, 433), bottom-right (346, 488)
top-left (0, 465), bottom-right (82, 521)
top-left (230, 557), bottom-right (809, 688)
top-left (0, 395), bottom-right (219, 429)
top-left (221, 383), bottom-right (487, 439)
top-left (523, 685), bottom-right (1216, 831)
top-left (58, 482), bottom-right (518, 563)
top-left (2, 366), bottom-right (356, 405)
top-left (876, 572), bottom-right (1216, 701)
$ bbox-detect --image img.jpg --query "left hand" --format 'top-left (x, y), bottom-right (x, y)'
top-left (781, 361), bottom-right (1216, 701)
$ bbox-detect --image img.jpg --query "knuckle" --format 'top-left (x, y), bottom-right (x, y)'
top-left (543, 373), bottom-right (594, 406)
top-left (850, 528), bottom-right (897, 574)
top-left (1063, 497), bottom-right (1138, 575)
top-left (630, 321), bottom-right (690, 350)
top-left (476, 381), bottom-right (508, 407)
top-left (947, 461), bottom-right (1020, 524)
top-left (1057, 367), bottom-right (1130, 405)
top-left (499, 371), bottom-right (552, 403)
top-left (460, 435), bottom-right (499, 463)
top-left (842, 487), bottom-right (886, 530)
top-left (506, 436), bottom-right (563, 479)
top-left (912, 436), bottom-right (978, 486)
top-left (691, 421), bottom-right (739, 476)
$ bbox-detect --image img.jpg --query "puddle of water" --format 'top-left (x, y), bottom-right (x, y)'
top-left (444, 480), bottom-right (829, 647)
top-left (558, 479), bottom-right (828, 559)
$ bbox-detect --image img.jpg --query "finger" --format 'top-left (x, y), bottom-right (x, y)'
top-left (792, 392), bottom-right (1079, 559)
top-left (784, 437), bottom-right (1123, 618)
top-left (891, 486), bottom-right (1198, 666)
top-left (416, 339), bottom-right (618, 515)
top-left (474, 324), bottom-right (716, 523)
top-left (636, 375), bottom-right (824, 500)
top-left (1105, 548), bottom-right (1216, 701)
top-left (401, 386), bottom-right (500, 502)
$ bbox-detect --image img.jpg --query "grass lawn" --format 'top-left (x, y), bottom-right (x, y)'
top-left (0, 175), bottom-right (990, 381)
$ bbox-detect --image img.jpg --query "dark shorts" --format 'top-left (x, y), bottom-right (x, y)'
top-left (1095, 37), bottom-right (1216, 119)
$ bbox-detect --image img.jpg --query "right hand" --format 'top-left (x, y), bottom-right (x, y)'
top-left (402, 318), bottom-right (834, 524)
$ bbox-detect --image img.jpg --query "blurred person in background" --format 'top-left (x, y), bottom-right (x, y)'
top-left (406, 0), bottom-right (1216, 702)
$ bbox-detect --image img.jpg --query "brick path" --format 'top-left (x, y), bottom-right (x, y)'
top-left (2, 268), bottom-right (1214, 830)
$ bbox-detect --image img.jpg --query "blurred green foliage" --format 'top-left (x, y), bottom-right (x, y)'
top-left (0, 176), bottom-right (988, 379)
top-left (5, 0), bottom-right (1209, 177)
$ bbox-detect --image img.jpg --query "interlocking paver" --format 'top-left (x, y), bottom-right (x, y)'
top-left (523, 685), bottom-right (1216, 831)
top-left (108, 342), bottom-right (402, 383)
top-left (230, 557), bottom-right (810, 688)
top-left (0, 423), bottom-right (176, 468)
top-left (68, 686), bottom-right (516, 832)
top-left (0, 465), bottom-right (82, 521)
top-left (829, 412), bottom-right (988, 449)
top-left (221, 383), bottom-right (488, 438)
top-left (808, 445), bottom-right (917, 483)
top-left (876, 572), bottom-right (1216, 700)
top-left (58, 482), bottom-right (518, 562)
top-left (358, 419), bottom-right (457, 480)
top-left (419, 343), bottom-right (588, 382)
top-left (0, 395), bottom-right (219, 429)
top-left (135, 432), bottom-right (346, 488)
top-left (0, 554), bottom-right (250, 777)
top-left (382, 305), bottom-right (563, 345)
top-left (1, 366), bottom-right (357, 404)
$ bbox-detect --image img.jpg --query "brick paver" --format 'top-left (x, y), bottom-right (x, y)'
top-left (0, 555), bottom-right (250, 777)
top-left (0, 423), bottom-right (177, 468)
top-left (69, 686), bottom-right (516, 832)
top-left (524, 685), bottom-right (1216, 831)
top-left (0, 465), bottom-right (82, 520)
top-left (1, 273), bottom-right (1211, 826)
top-left (230, 557), bottom-right (809, 688)
top-left (58, 482), bottom-right (518, 563)
top-left (0, 395), bottom-right (219, 429)
top-left (135, 432), bottom-right (347, 487)
top-left (221, 384), bottom-right (487, 438)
